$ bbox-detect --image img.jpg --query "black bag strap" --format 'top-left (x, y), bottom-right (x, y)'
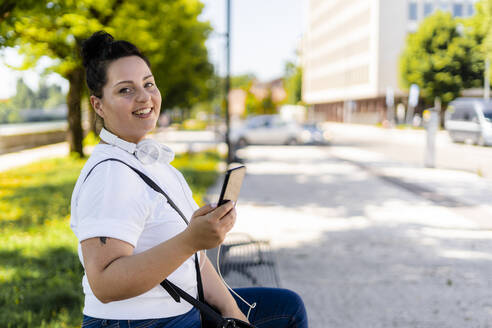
top-left (164, 279), bottom-right (229, 325)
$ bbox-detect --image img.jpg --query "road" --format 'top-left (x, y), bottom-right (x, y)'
top-left (3, 122), bottom-right (491, 178)
top-left (325, 123), bottom-right (492, 178)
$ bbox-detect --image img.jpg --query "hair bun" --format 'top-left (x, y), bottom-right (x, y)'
top-left (81, 31), bottom-right (114, 67)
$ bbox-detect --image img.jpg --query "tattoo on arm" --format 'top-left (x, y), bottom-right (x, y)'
top-left (100, 237), bottom-right (108, 245)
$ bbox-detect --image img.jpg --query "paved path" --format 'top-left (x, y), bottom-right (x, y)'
top-left (0, 142), bottom-right (71, 172)
top-left (215, 145), bottom-right (492, 328)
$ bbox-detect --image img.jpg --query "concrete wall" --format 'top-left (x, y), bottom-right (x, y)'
top-left (0, 130), bottom-right (67, 154)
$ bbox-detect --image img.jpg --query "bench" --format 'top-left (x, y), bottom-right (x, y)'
top-left (207, 233), bottom-right (281, 288)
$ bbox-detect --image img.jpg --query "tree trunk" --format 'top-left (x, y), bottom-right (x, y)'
top-left (66, 67), bottom-right (84, 157)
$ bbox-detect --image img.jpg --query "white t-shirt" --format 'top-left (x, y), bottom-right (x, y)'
top-left (70, 143), bottom-right (200, 319)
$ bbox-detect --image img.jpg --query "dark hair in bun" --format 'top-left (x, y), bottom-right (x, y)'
top-left (81, 31), bottom-right (150, 98)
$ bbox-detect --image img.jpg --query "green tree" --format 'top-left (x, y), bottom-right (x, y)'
top-left (400, 11), bottom-right (484, 109)
top-left (472, 1), bottom-right (492, 50)
top-left (0, 78), bottom-right (67, 123)
top-left (283, 61), bottom-right (303, 105)
top-left (467, 0), bottom-right (492, 84)
top-left (231, 73), bottom-right (256, 89)
top-left (11, 78), bottom-right (36, 110)
top-left (244, 81), bottom-right (262, 116)
top-left (260, 89), bottom-right (276, 114)
top-left (0, 100), bottom-right (21, 123)
top-left (43, 83), bottom-right (66, 109)
top-left (0, 0), bottom-right (213, 156)
top-left (0, 0), bottom-right (44, 23)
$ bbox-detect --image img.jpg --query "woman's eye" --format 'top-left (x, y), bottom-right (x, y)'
top-left (119, 87), bottom-right (131, 94)
top-left (145, 82), bottom-right (154, 88)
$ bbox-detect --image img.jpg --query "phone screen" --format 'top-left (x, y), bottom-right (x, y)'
top-left (218, 166), bottom-right (246, 206)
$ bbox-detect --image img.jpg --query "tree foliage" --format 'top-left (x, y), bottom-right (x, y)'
top-left (472, 0), bottom-right (492, 53)
top-left (0, 79), bottom-right (66, 123)
top-left (260, 89), bottom-right (276, 114)
top-left (467, 0), bottom-right (492, 83)
top-left (283, 61), bottom-right (303, 105)
top-left (244, 83), bottom-right (263, 117)
top-left (0, 0), bottom-right (214, 156)
top-left (231, 74), bottom-right (256, 89)
top-left (400, 11), bottom-right (484, 107)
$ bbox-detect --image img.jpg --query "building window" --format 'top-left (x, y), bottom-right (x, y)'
top-left (424, 2), bottom-right (433, 16)
top-left (439, 1), bottom-right (449, 11)
top-left (409, 1), bottom-right (418, 20)
top-left (453, 3), bottom-right (464, 17)
top-left (468, 3), bottom-right (475, 15)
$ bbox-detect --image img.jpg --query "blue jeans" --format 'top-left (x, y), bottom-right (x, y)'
top-left (81, 287), bottom-right (308, 328)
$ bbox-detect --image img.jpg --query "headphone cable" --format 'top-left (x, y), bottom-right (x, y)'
top-left (216, 243), bottom-right (257, 320)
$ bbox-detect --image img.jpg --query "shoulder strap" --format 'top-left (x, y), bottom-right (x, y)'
top-left (84, 158), bottom-right (205, 304)
top-left (164, 279), bottom-right (226, 324)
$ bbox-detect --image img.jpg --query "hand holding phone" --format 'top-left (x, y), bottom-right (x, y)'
top-left (218, 166), bottom-right (246, 206)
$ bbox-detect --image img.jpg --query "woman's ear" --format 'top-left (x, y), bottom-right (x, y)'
top-left (90, 95), bottom-right (104, 118)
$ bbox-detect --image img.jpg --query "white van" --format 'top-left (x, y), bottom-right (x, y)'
top-left (445, 98), bottom-right (492, 146)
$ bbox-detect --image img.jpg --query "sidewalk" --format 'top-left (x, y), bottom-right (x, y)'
top-left (0, 142), bottom-right (71, 172)
top-left (210, 145), bottom-right (492, 328)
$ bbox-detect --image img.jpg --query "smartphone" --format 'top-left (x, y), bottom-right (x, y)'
top-left (218, 165), bottom-right (246, 206)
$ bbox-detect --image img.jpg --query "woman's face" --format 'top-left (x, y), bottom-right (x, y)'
top-left (91, 55), bottom-right (161, 144)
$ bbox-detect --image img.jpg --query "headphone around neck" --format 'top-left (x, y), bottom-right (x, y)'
top-left (99, 127), bottom-right (175, 165)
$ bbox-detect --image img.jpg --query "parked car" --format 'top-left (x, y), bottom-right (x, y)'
top-left (300, 122), bottom-right (331, 145)
top-left (230, 115), bottom-right (304, 147)
top-left (445, 98), bottom-right (492, 146)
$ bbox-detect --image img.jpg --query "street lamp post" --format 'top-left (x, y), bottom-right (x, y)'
top-left (224, 0), bottom-right (233, 164)
top-left (485, 57), bottom-right (490, 101)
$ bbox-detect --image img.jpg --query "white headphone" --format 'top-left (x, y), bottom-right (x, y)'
top-left (99, 127), bottom-right (175, 165)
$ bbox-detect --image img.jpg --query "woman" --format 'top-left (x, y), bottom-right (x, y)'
top-left (70, 31), bottom-right (308, 328)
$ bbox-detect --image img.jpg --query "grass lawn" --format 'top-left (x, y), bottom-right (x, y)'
top-left (0, 151), bottom-right (221, 327)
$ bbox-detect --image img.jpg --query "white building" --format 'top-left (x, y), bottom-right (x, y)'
top-left (303, 0), bottom-right (478, 124)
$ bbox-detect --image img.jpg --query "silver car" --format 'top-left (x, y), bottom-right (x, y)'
top-left (230, 115), bottom-right (303, 147)
top-left (445, 98), bottom-right (492, 146)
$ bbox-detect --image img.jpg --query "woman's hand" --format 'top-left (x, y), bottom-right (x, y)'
top-left (183, 201), bottom-right (236, 252)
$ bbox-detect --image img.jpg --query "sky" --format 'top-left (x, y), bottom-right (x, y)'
top-left (0, 0), bottom-right (305, 99)
top-left (199, 0), bottom-right (305, 80)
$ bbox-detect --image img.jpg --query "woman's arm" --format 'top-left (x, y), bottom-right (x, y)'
top-left (201, 256), bottom-right (248, 322)
top-left (81, 202), bottom-right (236, 303)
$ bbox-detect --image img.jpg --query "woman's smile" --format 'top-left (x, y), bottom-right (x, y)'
top-left (133, 107), bottom-right (154, 118)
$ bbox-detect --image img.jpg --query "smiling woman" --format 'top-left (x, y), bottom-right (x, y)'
top-left (91, 56), bottom-right (160, 144)
top-left (71, 31), bottom-right (307, 328)
top-left (83, 32), bottom-right (161, 144)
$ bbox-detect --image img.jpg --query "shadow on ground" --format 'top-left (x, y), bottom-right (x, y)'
top-left (275, 220), bottom-right (492, 328)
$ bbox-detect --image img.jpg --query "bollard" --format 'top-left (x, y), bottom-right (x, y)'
top-left (424, 98), bottom-right (440, 168)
